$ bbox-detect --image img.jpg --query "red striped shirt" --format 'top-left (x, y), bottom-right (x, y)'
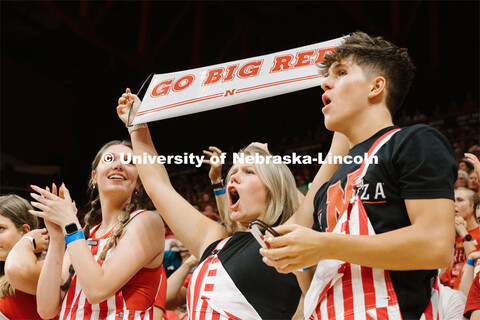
top-left (60, 210), bottom-right (162, 320)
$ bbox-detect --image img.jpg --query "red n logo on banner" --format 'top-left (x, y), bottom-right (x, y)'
top-left (224, 89), bottom-right (236, 97)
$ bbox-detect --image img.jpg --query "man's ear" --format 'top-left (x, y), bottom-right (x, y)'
top-left (368, 76), bottom-right (386, 99)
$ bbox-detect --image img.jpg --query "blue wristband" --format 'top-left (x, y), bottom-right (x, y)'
top-left (467, 258), bottom-right (475, 267)
top-left (65, 230), bottom-right (85, 245)
top-left (214, 187), bottom-right (226, 196)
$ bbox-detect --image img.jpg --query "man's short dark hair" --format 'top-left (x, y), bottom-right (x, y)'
top-left (319, 31), bottom-right (415, 116)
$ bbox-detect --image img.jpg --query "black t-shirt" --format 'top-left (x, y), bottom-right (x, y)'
top-left (313, 124), bottom-right (457, 319)
top-left (200, 231), bottom-right (301, 320)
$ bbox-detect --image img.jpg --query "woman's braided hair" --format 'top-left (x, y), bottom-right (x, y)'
top-left (61, 140), bottom-right (146, 291)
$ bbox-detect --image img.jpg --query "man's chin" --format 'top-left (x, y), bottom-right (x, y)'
top-left (323, 119), bottom-right (338, 133)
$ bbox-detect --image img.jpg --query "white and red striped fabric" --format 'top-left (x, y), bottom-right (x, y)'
top-left (186, 237), bottom-right (261, 320)
top-left (60, 210), bottom-right (160, 320)
top-left (304, 129), bottom-right (441, 320)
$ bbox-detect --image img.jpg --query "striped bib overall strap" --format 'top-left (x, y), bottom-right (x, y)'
top-left (187, 237), bottom-right (262, 320)
top-left (305, 128), bottom-right (440, 319)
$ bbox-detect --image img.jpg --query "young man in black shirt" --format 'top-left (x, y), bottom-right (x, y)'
top-left (261, 32), bottom-right (457, 319)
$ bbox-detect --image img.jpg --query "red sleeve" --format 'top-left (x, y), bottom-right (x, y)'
top-left (470, 227), bottom-right (480, 249)
top-left (464, 272), bottom-right (480, 319)
top-left (440, 266), bottom-right (454, 288)
top-left (154, 265), bottom-right (168, 311)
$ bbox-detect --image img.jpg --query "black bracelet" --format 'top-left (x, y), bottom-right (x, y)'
top-left (211, 179), bottom-right (224, 189)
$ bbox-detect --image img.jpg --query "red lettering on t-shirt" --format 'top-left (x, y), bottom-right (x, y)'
top-left (325, 169), bottom-right (360, 231)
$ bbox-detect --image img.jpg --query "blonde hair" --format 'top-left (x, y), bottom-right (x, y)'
top-left (222, 144), bottom-right (299, 234)
top-left (456, 187), bottom-right (475, 205)
top-left (0, 194), bottom-right (38, 298)
top-left (61, 140), bottom-right (146, 291)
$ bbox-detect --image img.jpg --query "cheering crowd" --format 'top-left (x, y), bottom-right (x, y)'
top-left (1, 32), bottom-right (479, 320)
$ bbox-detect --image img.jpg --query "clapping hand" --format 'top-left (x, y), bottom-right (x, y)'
top-left (29, 183), bottom-right (79, 241)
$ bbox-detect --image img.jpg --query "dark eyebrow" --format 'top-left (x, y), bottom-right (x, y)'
top-left (324, 62), bottom-right (348, 77)
top-left (331, 62), bottom-right (348, 70)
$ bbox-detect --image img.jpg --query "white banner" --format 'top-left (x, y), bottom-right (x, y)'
top-left (133, 36), bottom-right (346, 124)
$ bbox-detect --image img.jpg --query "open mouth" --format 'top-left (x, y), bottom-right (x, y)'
top-left (228, 186), bottom-right (240, 209)
top-left (322, 94), bottom-right (331, 106)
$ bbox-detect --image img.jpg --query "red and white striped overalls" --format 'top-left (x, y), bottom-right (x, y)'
top-left (187, 237), bottom-right (262, 320)
top-left (304, 129), bottom-right (440, 320)
top-left (60, 210), bottom-right (162, 320)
